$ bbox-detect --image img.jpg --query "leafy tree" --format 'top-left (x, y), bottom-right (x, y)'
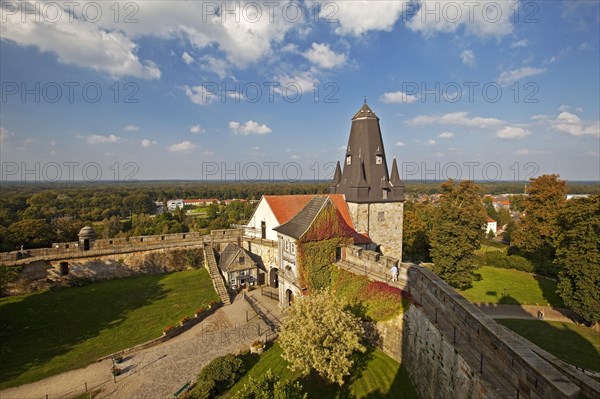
top-left (511, 175), bottom-right (567, 274)
top-left (509, 194), bottom-right (526, 212)
top-left (53, 216), bottom-right (84, 242)
top-left (495, 207), bottom-right (512, 229)
top-left (278, 290), bottom-right (365, 385)
top-left (232, 369), bottom-right (306, 399)
top-left (430, 180), bottom-right (487, 289)
top-left (402, 201), bottom-right (434, 262)
top-left (555, 195), bottom-right (600, 324)
top-left (8, 219), bottom-right (57, 249)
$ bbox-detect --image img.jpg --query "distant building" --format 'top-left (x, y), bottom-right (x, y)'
top-left (183, 199), bottom-right (218, 206)
top-left (167, 199), bottom-right (184, 210)
top-left (566, 194), bottom-right (590, 200)
top-left (486, 217), bottom-right (497, 237)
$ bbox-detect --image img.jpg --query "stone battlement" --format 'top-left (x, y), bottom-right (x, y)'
top-left (0, 229), bottom-right (242, 266)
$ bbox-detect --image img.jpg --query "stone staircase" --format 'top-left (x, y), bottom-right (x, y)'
top-left (203, 245), bottom-right (231, 305)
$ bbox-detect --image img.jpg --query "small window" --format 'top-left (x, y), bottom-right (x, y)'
top-left (285, 241), bottom-right (289, 251)
top-left (161, 236), bottom-right (165, 241)
top-left (291, 244), bottom-right (295, 254)
top-left (109, 240), bottom-right (113, 245)
top-left (382, 190), bottom-right (388, 200)
top-left (240, 270), bottom-right (246, 276)
top-left (346, 155), bottom-right (351, 165)
top-left (140, 237), bottom-right (144, 242)
top-left (182, 234), bottom-right (187, 239)
top-left (239, 256), bottom-right (245, 264)
top-left (378, 211), bottom-right (385, 221)
top-left (376, 155), bottom-right (383, 165)
top-left (65, 244), bottom-right (69, 249)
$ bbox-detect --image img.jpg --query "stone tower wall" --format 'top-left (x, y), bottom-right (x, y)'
top-left (347, 201), bottom-right (404, 261)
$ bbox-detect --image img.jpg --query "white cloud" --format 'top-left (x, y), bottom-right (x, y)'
top-left (201, 56), bottom-right (232, 79)
top-left (190, 124), bottom-right (205, 134)
top-left (550, 112), bottom-right (600, 138)
top-left (558, 105), bottom-right (571, 112)
top-left (182, 51), bottom-right (194, 65)
top-left (273, 70), bottom-right (319, 95)
top-left (513, 148), bottom-right (548, 156)
top-left (427, 139), bottom-right (436, 145)
top-left (141, 139), bottom-right (157, 147)
top-left (202, 150), bottom-right (215, 156)
top-left (311, 0), bottom-right (410, 36)
top-left (303, 43), bottom-right (347, 69)
top-left (407, 112), bottom-right (504, 129)
top-left (0, 127), bottom-right (15, 142)
top-left (396, 141), bottom-right (406, 147)
top-left (2, 1), bottom-right (160, 79)
top-left (406, 0), bottom-right (518, 38)
top-left (439, 131), bottom-right (455, 139)
top-left (168, 141), bottom-right (197, 153)
top-left (380, 91), bottom-right (418, 104)
top-left (496, 126), bottom-right (531, 140)
top-left (83, 134), bottom-right (123, 144)
top-left (460, 50), bottom-right (475, 66)
top-left (511, 39), bottom-right (529, 48)
top-left (183, 85), bottom-right (218, 105)
top-left (229, 121), bottom-right (272, 135)
top-left (543, 56), bottom-right (557, 64)
top-left (123, 125), bottom-right (140, 132)
top-left (497, 67), bottom-right (546, 85)
top-left (290, 154), bottom-right (302, 159)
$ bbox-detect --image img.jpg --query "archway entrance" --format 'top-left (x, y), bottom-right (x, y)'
top-left (83, 239), bottom-right (90, 251)
top-left (269, 268), bottom-right (279, 288)
top-left (286, 289), bottom-right (294, 307)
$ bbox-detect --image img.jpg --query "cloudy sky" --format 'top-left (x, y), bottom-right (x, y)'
top-left (1, 0), bottom-right (599, 182)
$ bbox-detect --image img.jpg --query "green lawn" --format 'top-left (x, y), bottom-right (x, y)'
top-left (227, 344), bottom-right (418, 398)
top-left (460, 266), bottom-right (562, 306)
top-left (497, 319), bottom-right (600, 372)
top-left (0, 268), bottom-right (219, 389)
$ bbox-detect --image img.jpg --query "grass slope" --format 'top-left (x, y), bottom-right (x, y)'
top-left (498, 319), bottom-right (600, 372)
top-left (227, 344), bottom-right (418, 399)
top-left (0, 269), bottom-right (219, 389)
top-left (460, 266), bottom-right (562, 306)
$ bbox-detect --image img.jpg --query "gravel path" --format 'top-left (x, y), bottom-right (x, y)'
top-left (0, 296), bottom-right (271, 399)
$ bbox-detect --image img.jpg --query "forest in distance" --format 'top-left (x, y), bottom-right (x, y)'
top-left (0, 179), bottom-right (598, 252)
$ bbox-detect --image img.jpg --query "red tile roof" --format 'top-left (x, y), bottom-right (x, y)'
top-left (354, 232), bottom-right (371, 245)
top-left (263, 194), bottom-right (354, 229)
top-left (487, 217), bottom-right (497, 223)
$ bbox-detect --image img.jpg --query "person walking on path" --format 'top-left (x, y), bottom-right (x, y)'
top-left (390, 265), bottom-right (399, 282)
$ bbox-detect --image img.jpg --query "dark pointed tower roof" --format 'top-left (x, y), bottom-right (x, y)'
top-left (333, 103), bottom-right (404, 203)
top-left (331, 161), bottom-right (342, 186)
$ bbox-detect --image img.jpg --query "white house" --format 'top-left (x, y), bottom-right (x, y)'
top-left (486, 217), bottom-right (497, 237)
top-left (167, 199), bottom-right (184, 210)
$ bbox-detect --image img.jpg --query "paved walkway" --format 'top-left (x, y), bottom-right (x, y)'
top-left (475, 303), bottom-right (578, 322)
top-left (0, 296), bottom-right (272, 399)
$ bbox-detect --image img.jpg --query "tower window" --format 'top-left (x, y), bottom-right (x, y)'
top-left (346, 155), bottom-right (352, 165)
top-left (382, 190), bottom-right (388, 200)
top-left (378, 211), bottom-right (385, 221)
top-left (376, 155), bottom-right (382, 165)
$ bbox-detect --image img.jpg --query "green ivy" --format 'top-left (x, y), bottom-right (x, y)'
top-left (296, 202), bottom-right (353, 292)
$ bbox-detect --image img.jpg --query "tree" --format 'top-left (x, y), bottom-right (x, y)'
top-left (53, 216), bottom-right (84, 242)
top-left (232, 369), bottom-right (306, 399)
top-left (430, 180), bottom-right (487, 289)
top-left (402, 201), bottom-right (434, 262)
top-left (8, 219), bottom-right (57, 249)
top-left (511, 175), bottom-right (567, 274)
top-left (278, 290), bottom-right (365, 385)
top-left (555, 195), bottom-right (600, 324)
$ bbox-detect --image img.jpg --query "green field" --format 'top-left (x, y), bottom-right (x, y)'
top-left (460, 266), bottom-right (562, 306)
top-left (227, 344), bottom-right (418, 398)
top-left (498, 319), bottom-right (600, 372)
top-left (0, 269), bottom-right (219, 389)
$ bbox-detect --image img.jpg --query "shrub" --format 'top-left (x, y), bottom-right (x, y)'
top-left (189, 354), bottom-right (244, 398)
top-left (163, 325), bottom-right (175, 335)
top-left (483, 251), bottom-right (535, 273)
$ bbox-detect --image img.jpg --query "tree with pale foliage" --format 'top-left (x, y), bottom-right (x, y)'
top-left (430, 180), bottom-right (487, 289)
top-left (555, 195), bottom-right (600, 324)
top-left (278, 290), bottom-right (365, 386)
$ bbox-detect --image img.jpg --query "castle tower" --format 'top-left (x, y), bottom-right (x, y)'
top-left (330, 103), bottom-right (404, 260)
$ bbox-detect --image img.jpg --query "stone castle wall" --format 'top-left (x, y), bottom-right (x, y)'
top-left (341, 248), bottom-right (592, 398)
top-left (346, 202), bottom-right (403, 260)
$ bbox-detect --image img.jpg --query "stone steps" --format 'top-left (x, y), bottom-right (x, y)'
top-left (203, 245), bottom-right (231, 306)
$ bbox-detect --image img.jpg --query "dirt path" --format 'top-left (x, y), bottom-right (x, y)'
top-left (0, 296), bottom-right (271, 399)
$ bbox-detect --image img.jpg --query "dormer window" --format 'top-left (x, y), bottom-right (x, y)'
top-left (376, 155), bottom-right (382, 165)
top-left (346, 155), bottom-right (352, 165)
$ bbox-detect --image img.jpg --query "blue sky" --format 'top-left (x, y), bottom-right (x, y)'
top-left (1, 0), bottom-right (599, 183)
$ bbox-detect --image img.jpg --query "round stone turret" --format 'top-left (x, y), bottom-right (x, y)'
top-left (78, 226), bottom-right (96, 251)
